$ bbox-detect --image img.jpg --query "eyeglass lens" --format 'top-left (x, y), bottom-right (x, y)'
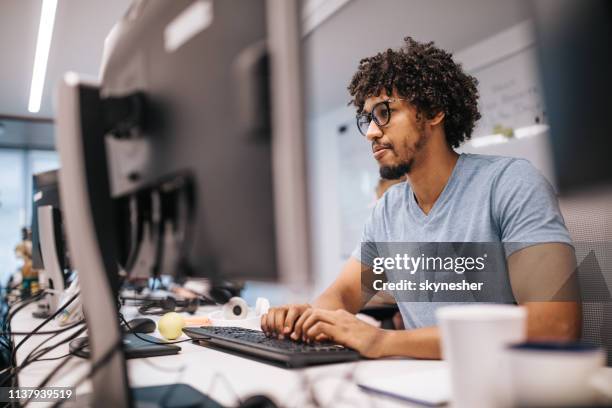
top-left (357, 101), bottom-right (391, 136)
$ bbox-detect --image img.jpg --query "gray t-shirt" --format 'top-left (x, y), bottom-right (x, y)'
top-left (351, 153), bottom-right (572, 329)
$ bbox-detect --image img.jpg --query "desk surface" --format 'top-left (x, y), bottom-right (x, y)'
top-left (14, 303), bottom-right (446, 407)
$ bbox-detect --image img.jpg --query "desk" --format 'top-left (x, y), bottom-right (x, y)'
top-left (14, 303), bottom-right (446, 407)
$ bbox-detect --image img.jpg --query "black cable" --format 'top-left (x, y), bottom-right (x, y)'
top-left (2, 320), bottom-right (84, 336)
top-left (6, 290), bottom-right (46, 317)
top-left (3, 291), bottom-right (48, 349)
top-left (1, 325), bottom-right (87, 387)
top-left (23, 327), bottom-right (86, 368)
top-left (20, 323), bottom-right (78, 365)
top-left (4, 291), bottom-right (47, 332)
top-left (1, 291), bottom-right (47, 359)
top-left (45, 313), bottom-right (195, 407)
top-left (45, 337), bottom-right (124, 408)
top-left (2, 293), bottom-right (80, 388)
top-left (21, 303), bottom-right (198, 407)
top-left (31, 353), bottom-right (73, 362)
top-left (18, 328), bottom-right (67, 369)
top-left (21, 353), bottom-right (79, 408)
top-left (22, 323), bottom-right (87, 367)
top-left (23, 311), bottom-right (190, 406)
top-left (11, 292), bottom-right (79, 366)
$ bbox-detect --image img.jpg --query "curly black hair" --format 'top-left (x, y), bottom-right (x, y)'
top-left (348, 37), bottom-right (481, 148)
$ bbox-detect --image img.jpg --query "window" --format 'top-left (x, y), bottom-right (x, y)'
top-left (0, 148), bottom-right (58, 283)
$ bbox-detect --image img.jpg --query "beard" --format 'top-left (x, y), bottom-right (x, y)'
top-left (380, 160), bottom-right (413, 180)
top-left (379, 128), bottom-right (427, 180)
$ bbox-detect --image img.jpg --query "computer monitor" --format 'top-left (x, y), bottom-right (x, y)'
top-left (532, 0), bottom-right (612, 194)
top-left (532, 0), bottom-right (612, 367)
top-left (30, 169), bottom-right (69, 312)
top-left (101, 0), bottom-right (310, 286)
top-left (31, 170), bottom-right (64, 270)
top-left (55, 0), bottom-right (308, 405)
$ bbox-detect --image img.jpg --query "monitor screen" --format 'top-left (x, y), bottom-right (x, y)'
top-left (31, 169), bottom-right (68, 273)
top-left (98, 0), bottom-right (311, 285)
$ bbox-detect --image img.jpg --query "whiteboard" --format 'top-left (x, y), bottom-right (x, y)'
top-left (454, 20), bottom-right (546, 137)
top-left (471, 46), bottom-right (544, 137)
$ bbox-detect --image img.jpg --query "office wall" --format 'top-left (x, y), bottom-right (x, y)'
top-left (304, 1), bottom-right (552, 290)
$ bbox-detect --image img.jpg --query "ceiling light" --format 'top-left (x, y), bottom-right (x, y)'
top-left (28, 0), bottom-right (58, 113)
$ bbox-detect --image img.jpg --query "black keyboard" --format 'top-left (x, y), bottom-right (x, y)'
top-left (183, 326), bottom-right (360, 368)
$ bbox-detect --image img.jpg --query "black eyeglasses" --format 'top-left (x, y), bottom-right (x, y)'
top-left (356, 98), bottom-right (408, 136)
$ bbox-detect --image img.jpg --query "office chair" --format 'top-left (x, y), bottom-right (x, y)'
top-left (560, 192), bottom-right (612, 366)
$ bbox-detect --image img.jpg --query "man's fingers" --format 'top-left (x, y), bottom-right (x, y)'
top-left (274, 308), bottom-right (287, 338)
top-left (291, 308), bottom-right (312, 340)
top-left (260, 313), bottom-right (268, 333)
top-left (283, 306), bottom-right (302, 334)
top-left (301, 310), bottom-right (335, 339)
top-left (266, 309), bottom-right (277, 336)
top-left (306, 322), bottom-right (339, 342)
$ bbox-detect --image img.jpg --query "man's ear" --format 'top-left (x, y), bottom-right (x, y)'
top-left (429, 111), bottom-right (445, 127)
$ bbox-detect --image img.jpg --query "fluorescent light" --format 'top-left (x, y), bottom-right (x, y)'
top-left (28, 0), bottom-right (58, 113)
top-left (470, 134), bottom-right (509, 148)
top-left (470, 124), bottom-right (550, 148)
top-left (514, 124), bottom-right (549, 139)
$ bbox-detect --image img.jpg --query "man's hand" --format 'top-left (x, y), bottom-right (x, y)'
top-left (298, 309), bottom-right (385, 358)
top-left (260, 304), bottom-right (311, 339)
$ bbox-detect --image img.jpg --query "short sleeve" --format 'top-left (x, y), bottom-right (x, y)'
top-left (350, 207), bottom-right (380, 267)
top-left (493, 159), bottom-right (573, 256)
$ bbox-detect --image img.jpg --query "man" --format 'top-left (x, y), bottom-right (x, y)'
top-left (261, 37), bottom-right (580, 359)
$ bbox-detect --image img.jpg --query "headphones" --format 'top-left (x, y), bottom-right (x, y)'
top-left (137, 296), bottom-right (199, 315)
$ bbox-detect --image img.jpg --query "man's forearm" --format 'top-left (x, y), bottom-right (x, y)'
top-left (373, 302), bottom-right (580, 360)
top-left (376, 327), bottom-right (441, 359)
top-left (313, 287), bottom-right (363, 313)
top-left (313, 290), bottom-right (350, 311)
top-left (525, 301), bottom-right (581, 341)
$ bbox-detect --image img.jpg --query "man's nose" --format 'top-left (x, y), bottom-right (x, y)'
top-left (365, 120), bottom-right (383, 142)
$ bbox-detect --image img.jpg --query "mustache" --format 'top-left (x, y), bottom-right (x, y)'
top-left (372, 142), bottom-right (393, 153)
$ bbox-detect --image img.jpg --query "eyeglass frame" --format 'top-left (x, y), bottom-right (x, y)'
top-left (355, 97), bottom-right (410, 137)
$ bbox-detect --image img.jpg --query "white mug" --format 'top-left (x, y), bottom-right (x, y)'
top-left (506, 342), bottom-right (606, 407)
top-left (436, 304), bottom-right (526, 408)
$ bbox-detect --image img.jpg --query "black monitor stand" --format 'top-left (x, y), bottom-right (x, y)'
top-left (34, 205), bottom-right (67, 317)
top-left (56, 76), bottom-right (216, 408)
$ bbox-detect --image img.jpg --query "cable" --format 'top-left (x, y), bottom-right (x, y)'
top-left (31, 353), bottom-right (73, 362)
top-left (2, 320), bottom-right (84, 336)
top-left (20, 322), bottom-right (83, 366)
top-left (1, 291), bottom-right (47, 362)
top-left (6, 290), bottom-right (47, 318)
top-left (1, 293), bottom-right (81, 388)
top-left (47, 312), bottom-right (196, 408)
top-left (11, 292), bottom-right (79, 366)
top-left (23, 327), bottom-right (86, 368)
top-left (21, 353), bottom-right (79, 408)
top-left (46, 337), bottom-right (124, 408)
top-left (22, 323), bottom-right (87, 367)
top-left (3, 291), bottom-right (47, 333)
top-left (1, 325), bottom-right (87, 387)
top-left (3, 290), bottom-right (48, 344)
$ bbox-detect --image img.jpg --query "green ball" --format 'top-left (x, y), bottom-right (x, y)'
top-left (158, 312), bottom-right (184, 340)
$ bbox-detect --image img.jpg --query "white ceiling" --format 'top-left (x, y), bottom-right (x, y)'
top-left (0, 0), bottom-right (529, 123)
top-left (303, 0), bottom-right (531, 118)
top-left (0, 0), bottom-right (130, 119)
